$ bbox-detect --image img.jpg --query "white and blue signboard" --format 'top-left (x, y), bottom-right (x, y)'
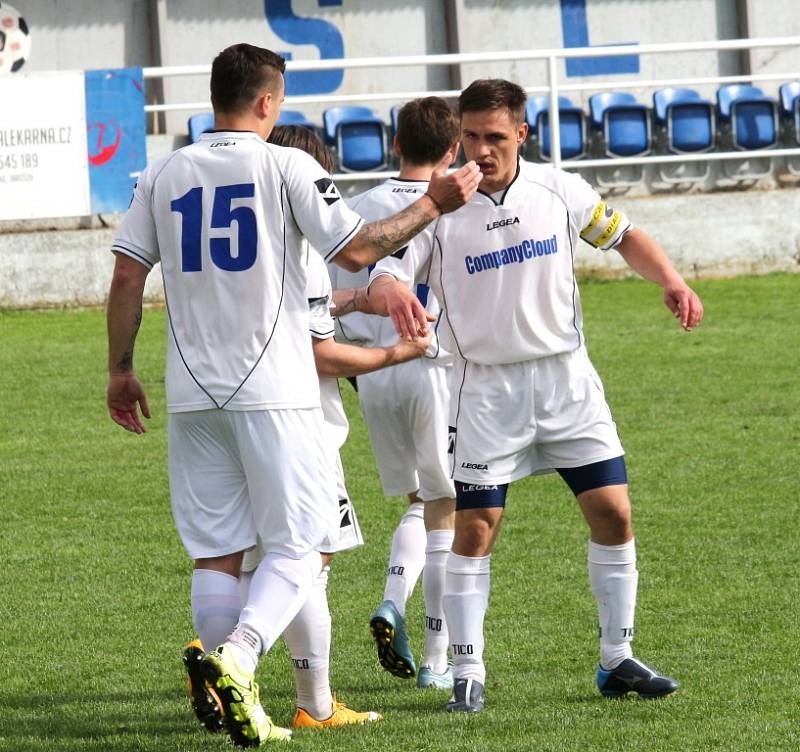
top-left (0, 66), bottom-right (146, 220)
top-left (84, 67), bottom-right (147, 214)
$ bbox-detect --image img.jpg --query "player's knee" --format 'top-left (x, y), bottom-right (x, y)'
top-left (453, 519), bottom-right (492, 556)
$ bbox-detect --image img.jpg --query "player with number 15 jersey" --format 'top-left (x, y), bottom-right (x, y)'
top-left (113, 132), bottom-right (364, 415)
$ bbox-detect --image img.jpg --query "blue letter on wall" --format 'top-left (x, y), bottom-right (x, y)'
top-left (265, 0), bottom-right (344, 95)
top-left (560, 0), bottom-right (639, 77)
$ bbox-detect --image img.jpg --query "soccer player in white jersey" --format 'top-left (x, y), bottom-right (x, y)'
top-left (329, 98), bottom-right (461, 690)
top-left (368, 79), bottom-right (704, 713)
top-left (105, 43), bottom-right (480, 746)
top-left (180, 125), bottom-right (437, 734)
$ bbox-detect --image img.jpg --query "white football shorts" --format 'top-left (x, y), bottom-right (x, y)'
top-left (168, 407), bottom-right (339, 560)
top-left (450, 346), bottom-right (625, 485)
top-left (241, 450), bottom-right (364, 572)
top-left (357, 358), bottom-right (456, 501)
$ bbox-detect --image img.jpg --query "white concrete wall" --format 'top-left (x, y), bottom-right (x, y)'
top-left (456, 0), bottom-right (741, 107)
top-left (745, 0), bottom-right (800, 78)
top-left (158, 0), bottom-right (450, 131)
top-left (2, 186), bottom-right (797, 309)
top-left (11, 0), bottom-right (796, 132)
top-left (9, 0), bottom-right (151, 71)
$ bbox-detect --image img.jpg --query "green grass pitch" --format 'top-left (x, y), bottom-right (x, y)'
top-left (0, 274), bottom-right (798, 751)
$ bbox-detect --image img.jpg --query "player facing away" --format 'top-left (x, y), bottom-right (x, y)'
top-left (369, 78), bottom-right (704, 712)
top-left (181, 125), bottom-right (436, 733)
top-left (329, 97), bottom-right (461, 690)
top-left (105, 44), bottom-right (481, 746)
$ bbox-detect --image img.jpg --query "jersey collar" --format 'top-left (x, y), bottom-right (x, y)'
top-left (476, 158), bottom-right (521, 206)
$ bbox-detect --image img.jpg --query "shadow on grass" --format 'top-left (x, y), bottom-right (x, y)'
top-left (0, 689), bottom-right (208, 745)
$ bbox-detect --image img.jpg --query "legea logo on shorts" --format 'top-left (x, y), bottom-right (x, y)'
top-left (461, 461), bottom-right (488, 471)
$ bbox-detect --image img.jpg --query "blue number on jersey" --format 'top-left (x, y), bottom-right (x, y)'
top-left (171, 183), bottom-right (258, 272)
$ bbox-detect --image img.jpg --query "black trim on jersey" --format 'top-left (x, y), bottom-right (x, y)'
top-left (434, 230), bottom-right (466, 361)
top-left (161, 180), bottom-right (290, 410)
top-left (204, 129), bottom-right (255, 134)
top-left (476, 159), bottom-right (521, 206)
top-left (310, 327), bottom-right (335, 338)
top-left (449, 358), bottom-right (469, 479)
top-left (111, 243), bottom-right (154, 269)
top-left (162, 279), bottom-right (222, 408)
top-left (388, 177), bottom-right (429, 184)
top-left (565, 208), bottom-right (583, 349)
top-left (420, 231), bottom-right (441, 360)
top-left (218, 182), bottom-right (290, 409)
top-left (307, 295), bottom-right (328, 306)
top-left (324, 217), bottom-right (363, 261)
top-left (144, 147), bottom-right (224, 407)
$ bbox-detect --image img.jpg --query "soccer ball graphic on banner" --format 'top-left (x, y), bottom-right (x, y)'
top-left (0, 2), bottom-right (31, 74)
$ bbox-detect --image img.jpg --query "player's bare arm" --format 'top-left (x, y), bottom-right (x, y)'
top-left (312, 330), bottom-right (432, 378)
top-left (335, 160), bottom-right (481, 273)
top-left (364, 274), bottom-right (429, 342)
top-left (331, 286), bottom-right (370, 317)
top-left (616, 228), bottom-right (704, 332)
top-left (106, 253), bottom-right (152, 434)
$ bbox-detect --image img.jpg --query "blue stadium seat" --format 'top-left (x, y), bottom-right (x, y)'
top-left (277, 109), bottom-right (318, 130)
top-left (589, 92), bottom-right (651, 157)
top-left (525, 95), bottom-right (586, 161)
top-left (188, 112), bottom-right (214, 143)
top-left (323, 106), bottom-right (388, 172)
top-left (716, 84), bottom-right (778, 150)
top-left (390, 104), bottom-right (401, 138)
top-left (778, 81), bottom-right (800, 174)
top-left (716, 84), bottom-right (778, 180)
top-left (653, 88), bottom-right (715, 153)
top-left (778, 81), bottom-right (800, 144)
top-left (652, 88), bottom-right (715, 184)
top-left (589, 92), bottom-right (650, 187)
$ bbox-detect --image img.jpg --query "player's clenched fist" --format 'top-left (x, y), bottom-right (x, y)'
top-left (426, 161), bottom-right (482, 214)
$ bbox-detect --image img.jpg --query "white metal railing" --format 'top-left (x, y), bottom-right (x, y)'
top-left (142, 36), bottom-right (800, 174)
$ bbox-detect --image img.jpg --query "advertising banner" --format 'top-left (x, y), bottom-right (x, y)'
top-left (85, 68), bottom-right (147, 214)
top-left (0, 71), bottom-right (90, 220)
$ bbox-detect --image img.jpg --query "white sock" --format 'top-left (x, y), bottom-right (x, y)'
top-left (588, 539), bottom-right (638, 670)
top-left (239, 569), bottom-right (254, 607)
top-left (421, 529), bottom-right (454, 674)
top-left (191, 569), bottom-right (241, 652)
top-left (282, 567), bottom-right (333, 720)
top-left (442, 552), bottom-right (490, 684)
top-left (238, 549), bottom-right (322, 656)
top-left (382, 502), bottom-right (425, 616)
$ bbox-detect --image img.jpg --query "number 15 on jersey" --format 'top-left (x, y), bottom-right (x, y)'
top-left (171, 182), bottom-right (258, 272)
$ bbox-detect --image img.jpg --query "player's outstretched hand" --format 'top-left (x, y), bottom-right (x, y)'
top-left (664, 283), bottom-right (704, 331)
top-left (107, 372), bottom-right (151, 434)
top-left (426, 161), bottom-right (482, 214)
top-left (369, 276), bottom-right (430, 341)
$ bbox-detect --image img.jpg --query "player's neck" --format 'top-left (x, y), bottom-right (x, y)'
top-left (397, 162), bottom-right (434, 182)
top-left (213, 112), bottom-right (266, 139)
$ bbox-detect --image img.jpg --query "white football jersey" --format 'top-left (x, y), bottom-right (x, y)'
top-left (370, 159), bottom-right (631, 365)
top-left (330, 178), bottom-right (448, 360)
top-left (112, 131), bottom-right (364, 412)
top-left (306, 249), bottom-right (349, 451)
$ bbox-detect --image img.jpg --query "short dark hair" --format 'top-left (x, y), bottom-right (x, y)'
top-left (267, 125), bottom-right (334, 173)
top-left (210, 43), bottom-right (285, 115)
top-left (459, 79), bottom-right (527, 125)
top-left (396, 97), bottom-right (459, 166)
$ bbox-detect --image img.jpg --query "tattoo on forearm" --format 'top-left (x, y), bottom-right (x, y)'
top-left (115, 306), bottom-right (141, 372)
top-left (336, 289), bottom-right (360, 316)
top-left (358, 201), bottom-right (431, 259)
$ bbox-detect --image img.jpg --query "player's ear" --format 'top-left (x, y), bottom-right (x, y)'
top-left (256, 89), bottom-right (274, 118)
top-left (392, 134), bottom-right (401, 159)
top-left (446, 141), bottom-right (460, 165)
top-left (517, 121), bottom-right (528, 146)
